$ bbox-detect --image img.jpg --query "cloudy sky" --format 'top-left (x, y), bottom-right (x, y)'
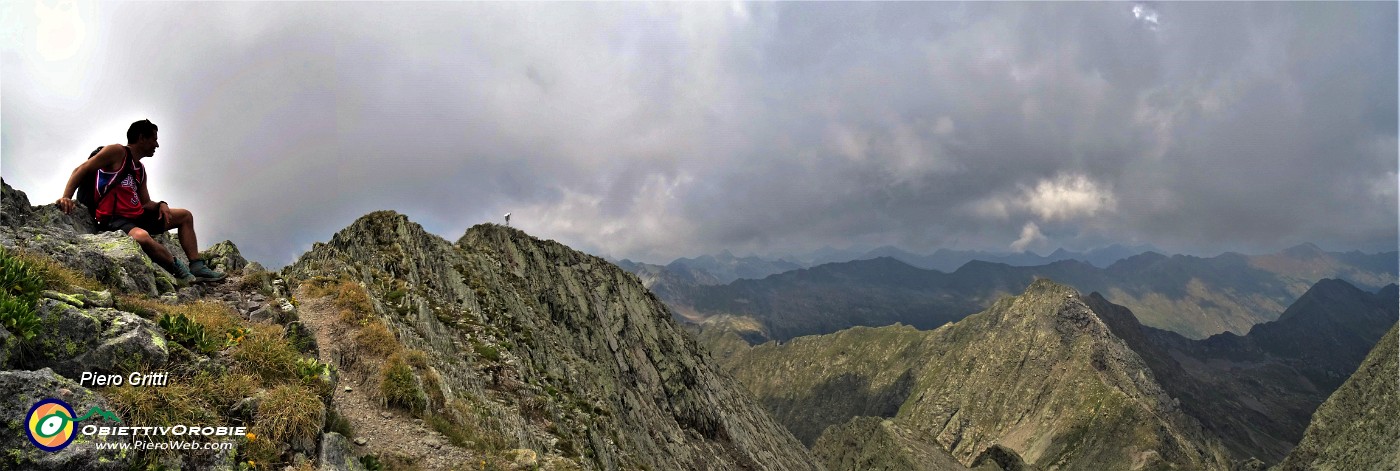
top-left (3, 2), bottom-right (1395, 266)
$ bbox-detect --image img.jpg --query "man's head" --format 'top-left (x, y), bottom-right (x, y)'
top-left (126, 119), bottom-right (159, 157)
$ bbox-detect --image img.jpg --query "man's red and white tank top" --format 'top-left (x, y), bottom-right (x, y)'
top-left (94, 146), bottom-right (147, 221)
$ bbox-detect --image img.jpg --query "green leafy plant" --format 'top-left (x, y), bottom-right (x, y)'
top-left (0, 294), bottom-right (41, 341)
top-left (0, 247), bottom-right (45, 340)
top-left (295, 357), bottom-right (330, 382)
top-left (158, 313), bottom-right (221, 354)
top-left (225, 326), bottom-right (250, 348)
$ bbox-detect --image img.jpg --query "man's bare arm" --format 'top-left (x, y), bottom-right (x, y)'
top-left (56, 144), bottom-right (124, 214)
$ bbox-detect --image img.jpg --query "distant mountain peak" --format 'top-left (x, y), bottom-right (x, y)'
top-left (1283, 242), bottom-right (1326, 258)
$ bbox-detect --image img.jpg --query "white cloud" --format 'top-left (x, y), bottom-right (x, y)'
top-left (968, 173), bottom-right (1117, 223)
top-left (514, 172), bottom-right (696, 261)
top-left (1010, 221), bottom-right (1045, 252)
top-left (1132, 4), bottom-right (1160, 30)
top-left (1023, 173), bottom-right (1117, 222)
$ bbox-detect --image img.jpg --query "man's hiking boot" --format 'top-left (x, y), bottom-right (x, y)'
top-left (169, 259), bottom-right (195, 286)
top-left (189, 259), bottom-right (226, 282)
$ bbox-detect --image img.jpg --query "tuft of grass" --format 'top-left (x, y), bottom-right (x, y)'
top-left (167, 301), bottom-right (243, 337)
top-left (238, 270), bottom-right (274, 295)
top-left (360, 453), bottom-right (425, 471)
top-left (188, 372), bottom-right (260, 413)
top-left (385, 288), bottom-right (406, 303)
top-left (353, 321), bottom-right (398, 358)
top-left (472, 340), bottom-right (501, 362)
top-left (403, 349), bottom-right (429, 368)
top-left (115, 295), bottom-right (165, 320)
top-left (380, 352), bottom-right (426, 414)
top-left (306, 279), bottom-right (375, 322)
top-left (421, 367), bottom-right (446, 412)
top-left (253, 384), bottom-right (325, 450)
top-left (9, 248), bottom-right (103, 292)
top-left (233, 324), bottom-right (302, 384)
top-left (105, 379), bottom-right (218, 428)
top-left (430, 399), bottom-right (513, 454)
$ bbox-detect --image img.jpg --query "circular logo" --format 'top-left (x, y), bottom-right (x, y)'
top-left (27, 399), bottom-right (77, 452)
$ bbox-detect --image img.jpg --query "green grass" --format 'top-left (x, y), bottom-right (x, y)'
top-left (232, 324), bottom-right (303, 384)
top-left (380, 352), bottom-right (426, 414)
top-left (0, 247), bottom-right (45, 340)
top-left (472, 340), bottom-right (501, 362)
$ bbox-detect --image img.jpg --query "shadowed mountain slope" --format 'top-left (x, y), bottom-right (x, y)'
top-left (1274, 324), bottom-right (1399, 471)
top-left (1084, 278), bottom-right (1397, 463)
top-left (721, 279), bottom-right (1232, 470)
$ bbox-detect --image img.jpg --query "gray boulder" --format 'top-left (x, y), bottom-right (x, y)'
top-left (1, 178), bottom-right (96, 234)
top-left (22, 299), bottom-right (168, 378)
top-left (0, 368), bottom-right (132, 470)
top-left (319, 432), bottom-right (367, 471)
top-left (203, 240), bottom-right (248, 275)
top-left (1, 178), bottom-right (34, 227)
top-left (70, 287), bottom-right (115, 308)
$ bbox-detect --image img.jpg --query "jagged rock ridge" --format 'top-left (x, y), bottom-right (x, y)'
top-left (285, 211), bottom-right (819, 470)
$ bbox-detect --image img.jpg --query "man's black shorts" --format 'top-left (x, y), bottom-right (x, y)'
top-left (98, 210), bottom-right (168, 235)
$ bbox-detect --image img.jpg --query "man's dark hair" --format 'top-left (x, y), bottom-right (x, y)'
top-left (126, 119), bottom-right (158, 144)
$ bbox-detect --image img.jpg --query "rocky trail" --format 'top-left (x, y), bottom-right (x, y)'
top-left (296, 287), bottom-right (482, 470)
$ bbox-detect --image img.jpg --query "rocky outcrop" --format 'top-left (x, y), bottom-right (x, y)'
top-left (1, 180), bottom-right (313, 469)
top-left (812, 416), bottom-right (994, 471)
top-left (0, 369), bottom-right (133, 470)
top-left (203, 240), bottom-right (248, 276)
top-left (286, 212), bottom-right (820, 470)
top-left (18, 299), bottom-right (169, 378)
top-left (1, 179), bottom-right (184, 296)
top-left (1274, 323), bottom-right (1399, 471)
top-left (319, 432), bottom-right (366, 471)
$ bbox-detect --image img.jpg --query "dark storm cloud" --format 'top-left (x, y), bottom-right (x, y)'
top-left (3, 2), bottom-right (1394, 266)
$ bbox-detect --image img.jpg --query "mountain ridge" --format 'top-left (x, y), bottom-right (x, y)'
top-left (668, 248), bottom-right (1396, 342)
top-left (718, 279), bottom-right (1233, 470)
top-left (286, 210), bottom-right (822, 470)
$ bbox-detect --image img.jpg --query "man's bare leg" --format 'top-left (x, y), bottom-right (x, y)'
top-left (127, 227), bottom-right (176, 269)
top-left (165, 208), bottom-right (200, 261)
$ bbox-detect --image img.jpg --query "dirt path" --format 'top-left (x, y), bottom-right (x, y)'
top-left (295, 287), bottom-right (480, 471)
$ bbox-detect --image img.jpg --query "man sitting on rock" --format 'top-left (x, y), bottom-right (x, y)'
top-left (54, 119), bottom-right (225, 284)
